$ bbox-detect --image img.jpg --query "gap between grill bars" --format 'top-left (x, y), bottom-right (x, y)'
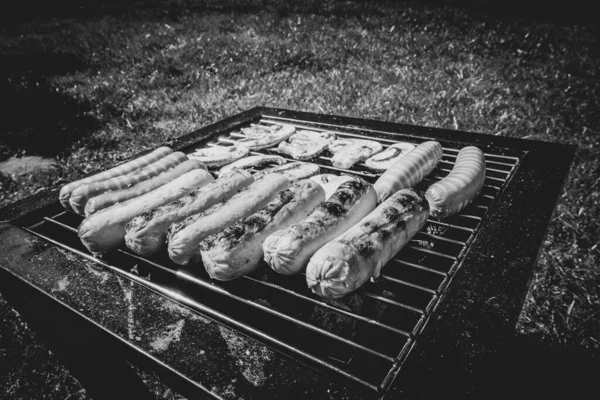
top-left (19, 115), bottom-right (521, 397)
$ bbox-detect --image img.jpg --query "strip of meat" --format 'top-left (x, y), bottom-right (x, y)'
top-left (233, 124), bottom-right (296, 150)
top-left (253, 162), bottom-right (320, 182)
top-left (327, 138), bottom-right (383, 169)
top-left (277, 130), bottom-right (336, 160)
top-left (188, 145), bottom-right (249, 168)
top-left (364, 142), bottom-right (416, 171)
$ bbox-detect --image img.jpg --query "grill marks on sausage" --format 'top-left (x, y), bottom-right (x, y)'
top-left (291, 178), bottom-right (370, 240)
top-left (347, 191), bottom-right (426, 258)
top-left (201, 188), bottom-right (296, 251)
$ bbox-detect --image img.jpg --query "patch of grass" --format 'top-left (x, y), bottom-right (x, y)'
top-left (0, 0), bottom-right (599, 398)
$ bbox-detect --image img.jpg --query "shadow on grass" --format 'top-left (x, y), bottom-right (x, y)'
top-left (0, 52), bottom-right (100, 161)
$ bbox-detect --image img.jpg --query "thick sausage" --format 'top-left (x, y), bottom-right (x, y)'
top-left (424, 146), bottom-right (486, 218)
top-left (263, 177), bottom-right (377, 276)
top-left (306, 189), bottom-right (429, 299)
top-left (124, 169), bottom-right (254, 256)
top-left (59, 146), bottom-right (173, 210)
top-left (84, 159), bottom-right (207, 216)
top-left (374, 141), bottom-right (442, 202)
top-left (200, 180), bottom-right (325, 281)
top-left (168, 173), bottom-right (290, 265)
top-left (78, 169), bottom-right (214, 253)
top-left (70, 152), bottom-right (189, 214)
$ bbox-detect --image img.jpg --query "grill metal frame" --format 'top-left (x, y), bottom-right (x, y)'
top-left (0, 107), bottom-right (576, 399)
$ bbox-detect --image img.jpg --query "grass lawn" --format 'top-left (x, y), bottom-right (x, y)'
top-left (1, 0), bottom-right (598, 398)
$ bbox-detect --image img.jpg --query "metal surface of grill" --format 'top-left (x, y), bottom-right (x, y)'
top-left (12, 113), bottom-right (523, 396)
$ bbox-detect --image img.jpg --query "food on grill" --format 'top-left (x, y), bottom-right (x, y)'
top-left (232, 123), bottom-right (296, 150)
top-left (188, 145), bottom-right (249, 168)
top-left (85, 159), bottom-right (207, 216)
top-left (425, 146), bottom-right (486, 218)
top-left (124, 169), bottom-right (254, 256)
top-left (277, 130), bottom-right (336, 160)
top-left (200, 179), bottom-right (325, 281)
top-left (78, 169), bottom-right (214, 253)
top-left (168, 173), bottom-right (290, 265)
top-left (69, 152), bottom-right (189, 215)
top-left (263, 177), bottom-right (377, 275)
top-left (253, 162), bottom-right (320, 182)
top-left (364, 142), bottom-right (416, 171)
top-left (309, 174), bottom-right (354, 199)
top-left (218, 155), bottom-right (287, 176)
top-left (374, 141), bottom-right (443, 202)
top-left (306, 189), bottom-right (429, 299)
top-left (327, 138), bottom-right (383, 169)
top-left (59, 146), bottom-right (173, 210)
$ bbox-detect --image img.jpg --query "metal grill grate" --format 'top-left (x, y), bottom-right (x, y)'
top-left (16, 115), bottom-right (522, 396)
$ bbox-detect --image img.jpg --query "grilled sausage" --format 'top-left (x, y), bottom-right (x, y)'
top-left (78, 169), bottom-right (214, 253)
top-left (84, 159), bottom-right (207, 216)
top-left (200, 180), bottom-right (325, 281)
top-left (59, 146), bottom-right (173, 210)
top-left (424, 146), bottom-right (486, 218)
top-left (69, 152), bottom-right (188, 214)
top-left (309, 174), bottom-right (354, 199)
top-left (307, 189), bottom-right (429, 299)
top-left (374, 141), bottom-right (443, 202)
top-left (124, 169), bottom-right (254, 256)
top-left (263, 177), bottom-right (377, 276)
top-left (168, 173), bottom-right (290, 265)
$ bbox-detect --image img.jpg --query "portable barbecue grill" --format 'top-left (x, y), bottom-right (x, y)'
top-left (0, 107), bottom-right (575, 399)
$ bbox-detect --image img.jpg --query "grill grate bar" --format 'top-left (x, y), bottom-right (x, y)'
top-left (404, 245), bottom-right (458, 261)
top-left (379, 275), bottom-right (437, 295)
top-left (243, 275), bottom-right (412, 338)
top-left (44, 216), bottom-right (77, 233)
top-left (415, 231), bottom-right (466, 246)
top-left (426, 219), bottom-right (474, 232)
top-left (392, 259), bottom-right (448, 277)
top-left (456, 214), bottom-right (483, 221)
top-left (363, 293), bottom-right (424, 315)
top-left (435, 146), bottom-right (520, 162)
